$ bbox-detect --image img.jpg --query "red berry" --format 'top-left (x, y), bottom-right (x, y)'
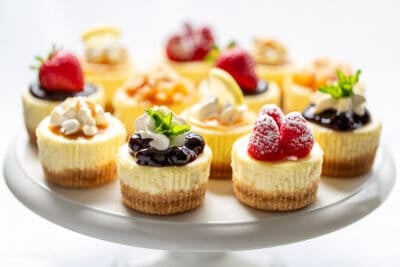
top-left (248, 115), bottom-right (283, 161)
top-left (259, 104), bottom-right (285, 129)
top-left (215, 47), bottom-right (258, 90)
top-left (38, 50), bottom-right (84, 92)
top-left (165, 23), bottom-right (215, 62)
top-left (280, 112), bottom-right (314, 158)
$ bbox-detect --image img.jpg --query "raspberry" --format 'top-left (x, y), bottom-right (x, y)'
top-left (258, 104), bottom-right (285, 129)
top-left (248, 115), bottom-right (282, 161)
top-left (280, 112), bottom-right (314, 158)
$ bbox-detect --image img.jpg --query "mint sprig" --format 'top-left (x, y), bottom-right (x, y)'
top-left (318, 69), bottom-right (361, 99)
top-left (145, 109), bottom-right (190, 137)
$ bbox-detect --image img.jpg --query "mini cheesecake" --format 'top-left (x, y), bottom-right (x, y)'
top-left (81, 26), bottom-right (133, 111)
top-left (303, 70), bottom-right (382, 177)
top-left (113, 65), bottom-right (199, 135)
top-left (36, 97), bottom-right (126, 188)
top-left (117, 106), bottom-right (212, 215)
top-left (231, 105), bottom-right (323, 211)
top-left (163, 23), bottom-right (216, 85)
top-left (23, 48), bottom-right (105, 143)
top-left (215, 47), bottom-right (281, 113)
top-left (251, 37), bottom-right (294, 88)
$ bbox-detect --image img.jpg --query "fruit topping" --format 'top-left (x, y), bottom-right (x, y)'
top-left (248, 115), bottom-right (282, 161)
top-left (248, 104), bottom-right (314, 161)
top-left (280, 112), bottom-right (314, 158)
top-left (207, 68), bottom-right (244, 106)
top-left (165, 23), bottom-right (215, 62)
top-left (215, 47), bottom-right (258, 91)
top-left (184, 132), bottom-right (205, 155)
top-left (251, 38), bottom-right (288, 65)
top-left (32, 47), bottom-right (84, 92)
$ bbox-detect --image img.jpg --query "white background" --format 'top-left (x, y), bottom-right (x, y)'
top-left (1, 0), bottom-right (399, 266)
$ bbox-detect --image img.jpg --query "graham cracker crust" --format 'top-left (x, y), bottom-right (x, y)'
top-left (26, 127), bottom-right (37, 145)
top-left (120, 182), bottom-right (207, 215)
top-left (233, 178), bottom-right (319, 211)
top-left (43, 161), bottom-right (117, 188)
top-left (322, 149), bottom-right (378, 177)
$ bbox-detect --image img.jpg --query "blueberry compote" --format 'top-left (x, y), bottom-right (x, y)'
top-left (29, 82), bottom-right (97, 101)
top-left (241, 80), bottom-right (268, 96)
top-left (128, 132), bottom-right (205, 167)
top-left (303, 104), bottom-right (371, 131)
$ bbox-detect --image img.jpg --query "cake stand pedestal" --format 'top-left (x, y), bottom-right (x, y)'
top-left (3, 132), bottom-right (396, 266)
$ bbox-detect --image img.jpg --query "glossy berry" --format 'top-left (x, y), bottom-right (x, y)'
top-left (38, 50), bottom-right (84, 92)
top-left (128, 133), bottom-right (151, 153)
top-left (280, 112), bottom-right (314, 158)
top-left (258, 104), bottom-right (285, 129)
top-left (184, 132), bottom-right (205, 155)
top-left (167, 146), bottom-right (197, 166)
top-left (248, 115), bottom-right (282, 161)
top-left (215, 47), bottom-right (258, 90)
top-left (165, 23), bottom-right (215, 62)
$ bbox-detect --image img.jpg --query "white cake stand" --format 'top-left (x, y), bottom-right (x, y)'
top-left (3, 132), bottom-right (396, 266)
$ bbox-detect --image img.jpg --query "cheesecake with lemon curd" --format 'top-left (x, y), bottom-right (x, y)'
top-left (164, 22), bottom-right (215, 85)
top-left (184, 68), bottom-right (255, 179)
top-left (117, 106), bottom-right (212, 215)
top-left (251, 37), bottom-right (294, 87)
top-left (36, 97), bottom-right (126, 188)
top-left (232, 105), bottom-right (323, 211)
top-left (303, 70), bottom-right (381, 177)
top-left (23, 47), bottom-right (105, 143)
top-left (282, 57), bottom-right (352, 113)
top-left (214, 47), bottom-right (281, 113)
top-left (113, 65), bottom-right (198, 135)
top-left (81, 26), bottom-right (133, 111)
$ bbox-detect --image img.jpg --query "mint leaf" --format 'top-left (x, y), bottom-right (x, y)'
top-left (145, 108), bottom-right (191, 137)
top-left (204, 45), bottom-right (220, 63)
top-left (318, 69), bottom-right (361, 99)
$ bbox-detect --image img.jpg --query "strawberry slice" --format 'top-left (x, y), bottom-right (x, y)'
top-left (215, 47), bottom-right (258, 90)
top-left (35, 48), bottom-right (84, 92)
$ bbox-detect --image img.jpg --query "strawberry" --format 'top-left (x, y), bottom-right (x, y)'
top-left (165, 23), bottom-right (215, 62)
top-left (248, 115), bottom-right (283, 161)
top-left (215, 47), bottom-right (258, 90)
top-left (280, 112), bottom-right (314, 158)
top-left (34, 48), bottom-right (84, 92)
top-left (258, 104), bottom-right (284, 129)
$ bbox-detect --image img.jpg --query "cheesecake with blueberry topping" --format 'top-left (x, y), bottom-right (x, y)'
top-left (117, 106), bottom-right (212, 215)
top-left (302, 70), bottom-right (381, 177)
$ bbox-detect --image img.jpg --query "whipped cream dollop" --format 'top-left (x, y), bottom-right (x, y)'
top-left (311, 88), bottom-right (366, 116)
top-left (50, 97), bottom-right (108, 136)
top-left (251, 38), bottom-right (287, 65)
top-left (85, 36), bottom-right (127, 65)
top-left (135, 106), bottom-right (187, 151)
top-left (194, 96), bottom-right (247, 125)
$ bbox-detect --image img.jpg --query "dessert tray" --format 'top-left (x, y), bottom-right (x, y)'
top-left (3, 131), bottom-right (396, 251)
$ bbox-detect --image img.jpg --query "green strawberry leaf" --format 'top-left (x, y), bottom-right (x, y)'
top-left (145, 108), bottom-right (190, 137)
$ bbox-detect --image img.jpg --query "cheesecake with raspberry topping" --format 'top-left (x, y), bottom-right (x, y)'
top-left (231, 104), bottom-right (323, 211)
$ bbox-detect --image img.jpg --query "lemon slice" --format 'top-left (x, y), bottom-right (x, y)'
top-left (207, 68), bottom-right (244, 105)
top-left (81, 26), bottom-right (121, 42)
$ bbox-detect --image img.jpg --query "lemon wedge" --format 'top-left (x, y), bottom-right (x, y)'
top-left (207, 68), bottom-right (244, 106)
top-left (81, 26), bottom-right (121, 43)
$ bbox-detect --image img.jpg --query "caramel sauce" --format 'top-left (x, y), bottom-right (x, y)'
top-left (49, 124), bottom-right (108, 140)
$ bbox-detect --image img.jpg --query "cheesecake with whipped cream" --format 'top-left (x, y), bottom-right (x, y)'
top-left (303, 70), bottom-right (381, 177)
top-left (81, 26), bottom-right (133, 111)
top-left (117, 106), bottom-right (212, 215)
top-left (36, 97), bottom-right (126, 188)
